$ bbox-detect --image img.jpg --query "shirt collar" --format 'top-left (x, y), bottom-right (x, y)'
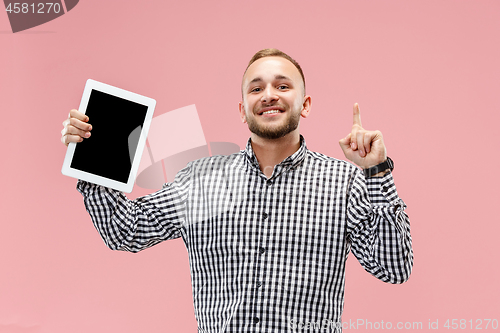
top-left (243, 135), bottom-right (307, 170)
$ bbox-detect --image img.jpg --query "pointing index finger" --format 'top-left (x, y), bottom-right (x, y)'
top-left (353, 103), bottom-right (362, 127)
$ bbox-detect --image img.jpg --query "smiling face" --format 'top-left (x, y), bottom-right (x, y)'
top-left (239, 56), bottom-right (311, 140)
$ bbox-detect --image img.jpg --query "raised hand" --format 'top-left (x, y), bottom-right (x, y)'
top-left (61, 109), bottom-right (92, 146)
top-left (339, 103), bottom-right (387, 169)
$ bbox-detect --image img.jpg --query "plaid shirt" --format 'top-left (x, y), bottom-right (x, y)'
top-left (77, 136), bottom-right (413, 333)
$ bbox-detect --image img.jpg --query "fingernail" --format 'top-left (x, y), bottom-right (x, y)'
top-left (85, 132), bottom-right (90, 138)
top-left (351, 142), bottom-right (356, 149)
top-left (88, 125), bottom-right (92, 131)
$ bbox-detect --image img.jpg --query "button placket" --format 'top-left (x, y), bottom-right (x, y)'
top-left (253, 177), bottom-right (271, 327)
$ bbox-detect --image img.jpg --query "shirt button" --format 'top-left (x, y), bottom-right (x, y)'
top-left (259, 247), bottom-right (266, 254)
top-left (262, 212), bottom-right (268, 220)
top-left (253, 317), bottom-right (260, 324)
top-left (257, 281), bottom-right (262, 288)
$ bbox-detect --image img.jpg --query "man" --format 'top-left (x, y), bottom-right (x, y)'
top-left (61, 48), bottom-right (413, 332)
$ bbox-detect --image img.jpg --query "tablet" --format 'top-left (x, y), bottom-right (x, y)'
top-left (61, 79), bottom-right (156, 193)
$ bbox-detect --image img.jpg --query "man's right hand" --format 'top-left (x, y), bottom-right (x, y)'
top-left (61, 109), bottom-right (92, 146)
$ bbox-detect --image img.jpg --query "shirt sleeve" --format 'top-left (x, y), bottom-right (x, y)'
top-left (76, 163), bottom-right (192, 253)
top-left (346, 169), bottom-right (413, 284)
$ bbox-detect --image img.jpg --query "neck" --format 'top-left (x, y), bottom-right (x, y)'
top-left (250, 130), bottom-right (301, 178)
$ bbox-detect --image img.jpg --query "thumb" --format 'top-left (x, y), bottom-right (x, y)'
top-left (339, 133), bottom-right (351, 150)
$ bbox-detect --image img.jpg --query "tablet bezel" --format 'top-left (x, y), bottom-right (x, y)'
top-left (61, 79), bottom-right (156, 193)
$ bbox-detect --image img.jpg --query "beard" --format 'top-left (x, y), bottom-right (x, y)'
top-left (246, 104), bottom-right (301, 140)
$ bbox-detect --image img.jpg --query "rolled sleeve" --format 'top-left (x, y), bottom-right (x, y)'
top-left (347, 169), bottom-right (413, 284)
top-left (76, 163), bottom-right (192, 252)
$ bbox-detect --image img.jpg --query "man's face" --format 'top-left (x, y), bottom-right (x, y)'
top-left (239, 56), bottom-right (311, 140)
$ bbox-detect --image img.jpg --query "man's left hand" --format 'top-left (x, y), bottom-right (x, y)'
top-left (339, 103), bottom-right (387, 169)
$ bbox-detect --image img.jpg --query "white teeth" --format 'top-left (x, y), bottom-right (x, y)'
top-left (262, 110), bottom-right (281, 115)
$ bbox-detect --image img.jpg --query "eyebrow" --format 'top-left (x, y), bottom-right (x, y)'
top-left (248, 75), bottom-right (292, 85)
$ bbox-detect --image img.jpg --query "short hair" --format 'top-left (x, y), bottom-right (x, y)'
top-left (244, 48), bottom-right (306, 93)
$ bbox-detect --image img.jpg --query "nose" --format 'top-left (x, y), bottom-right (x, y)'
top-left (261, 84), bottom-right (278, 104)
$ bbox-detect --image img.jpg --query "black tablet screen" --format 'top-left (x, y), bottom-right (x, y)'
top-left (70, 90), bottom-right (148, 183)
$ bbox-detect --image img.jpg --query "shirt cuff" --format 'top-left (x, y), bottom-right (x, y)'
top-left (76, 179), bottom-right (120, 197)
top-left (365, 171), bottom-right (406, 208)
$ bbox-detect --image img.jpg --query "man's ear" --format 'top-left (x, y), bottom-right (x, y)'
top-left (300, 95), bottom-right (312, 118)
top-left (238, 101), bottom-right (247, 123)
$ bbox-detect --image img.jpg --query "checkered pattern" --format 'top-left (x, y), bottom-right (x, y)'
top-left (77, 136), bottom-right (413, 333)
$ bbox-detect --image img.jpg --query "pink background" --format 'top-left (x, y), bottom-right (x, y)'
top-left (1, 0), bottom-right (499, 332)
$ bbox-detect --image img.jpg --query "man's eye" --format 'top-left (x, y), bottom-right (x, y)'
top-left (278, 85), bottom-right (288, 90)
top-left (250, 87), bottom-right (261, 93)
